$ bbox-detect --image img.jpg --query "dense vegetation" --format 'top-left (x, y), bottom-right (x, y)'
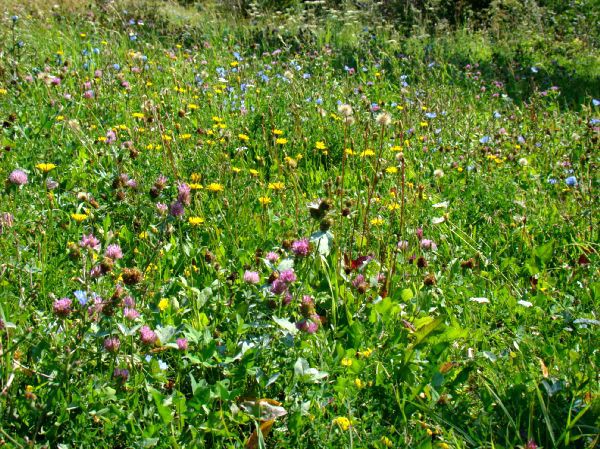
top-left (0, 1), bottom-right (598, 448)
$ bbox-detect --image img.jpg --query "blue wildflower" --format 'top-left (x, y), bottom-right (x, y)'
top-left (74, 290), bottom-right (88, 305)
top-left (593, 99), bottom-right (600, 107)
top-left (565, 176), bottom-right (577, 187)
top-left (480, 136), bottom-right (490, 144)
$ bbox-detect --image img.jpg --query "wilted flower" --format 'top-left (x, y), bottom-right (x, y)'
top-left (375, 112), bottom-right (392, 126)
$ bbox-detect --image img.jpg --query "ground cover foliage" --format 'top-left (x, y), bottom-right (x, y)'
top-left (0, 1), bottom-right (598, 448)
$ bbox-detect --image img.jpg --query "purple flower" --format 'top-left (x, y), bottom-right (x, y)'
top-left (243, 270), bottom-right (260, 284)
top-left (296, 319), bottom-right (319, 334)
top-left (123, 307), bottom-right (140, 320)
top-left (397, 240), bottom-right (409, 251)
top-left (122, 295), bottom-right (135, 307)
top-left (105, 244), bottom-right (123, 260)
top-left (83, 90), bottom-right (94, 99)
top-left (266, 251), bottom-right (279, 263)
top-left (8, 169), bottom-right (28, 186)
top-left (113, 368), bottom-right (129, 382)
top-left (106, 130), bottom-right (117, 144)
top-left (291, 238), bottom-right (310, 257)
top-left (352, 274), bottom-right (365, 289)
top-left (176, 338), bottom-right (188, 351)
top-left (170, 201), bottom-right (185, 217)
top-left (156, 202), bottom-right (168, 215)
top-left (53, 298), bottom-right (72, 317)
top-left (79, 233), bottom-right (101, 251)
top-left (177, 182), bottom-right (191, 205)
top-left (420, 239), bottom-right (437, 251)
top-left (140, 326), bottom-right (157, 345)
top-left (279, 269), bottom-right (296, 283)
top-left (90, 265), bottom-right (103, 278)
top-left (270, 278), bottom-right (287, 295)
top-left (104, 336), bottom-right (121, 353)
top-left (416, 228), bottom-right (423, 240)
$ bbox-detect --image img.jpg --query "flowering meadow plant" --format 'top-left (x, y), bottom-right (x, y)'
top-left (0, 1), bottom-right (598, 448)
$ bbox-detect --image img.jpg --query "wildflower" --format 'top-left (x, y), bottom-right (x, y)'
top-left (375, 112), bottom-right (392, 126)
top-left (104, 337), bottom-right (120, 353)
top-left (279, 269), bottom-right (297, 283)
top-left (275, 137), bottom-right (288, 145)
top-left (332, 416), bottom-right (351, 431)
top-left (315, 141), bottom-right (326, 150)
top-left (296, 319), bottom-right (319, 334)
top-left (370, 217), bottom-right (385, 226)
top-left (176, 338), bottom-right (188, 350)
top-left (105, 244), bottom-right (123, 260)
top-left (386, 166), bottom-right (398, 174)
top-left (357, 348), bottom-right (373, 358)
top-left (123, 307), bottom-right (140, 320)
top-left (397, 240), bottom-right (409, 251)
top-left (122, 267), bottom-right (143, 285)
top-left (354, 378), bottom-right (365, 388)
top-left (291, 238), bottom-right (310, 257)
top-left (158, 298), bottom-right (169, 311)
top-left (270, 279), bottom-right (287, 295)
top-left (170, 201), bottom-right (185, 217)
top-left (8, 169), bottom-right (28, 186)
top-left (243, 271), bottom-right (260, 284)
top-left (35, 163), bottom-right (56, 173)
top-left (238, 133), bottom-right (250, 141)
top-left (360, 149), bottom-right (375, 157)
top-left (420, 239), bottom-right (437, 251)
top-left (341, 358), bottom-right (353, 367)
top-left (381, 436), bottom-right (393, 447)
top-left (53, 298), bottom-right (72, 317)
top-left (156, 203), bottom-right (168, 215)
top-left (140, 326), bottom-right (157, 345)
top-left (177, 183), bottom-right (191, 205)
top-left (206, 183), bottom-right (224, 192)
top-left (266, 252), bottom-right (279, 263)
top-left (258, 196), bottom-right (271, 206)
top-left (79, 233), bottom-right (100, 251)
top-left (566, 176), bottom-right (577, 187)
top-left (268, 182), bottom-right (285, 191)
top-left (272, 129), bottom-right (284, 135)
top-left (337, 104), bottom-right (353, 117)
top-left (188, 216), bottom-right (204, 226)
top-left (113, 368), bottom-right (129, 382)
top-left (433, 169), bottom-right (444, 178)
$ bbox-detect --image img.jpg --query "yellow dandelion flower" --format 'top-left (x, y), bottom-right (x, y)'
top-left (190, 173), bottom-right (201, 182)
top-left (386, 166), bottom-right (398, 174)
top-left (370, 217), bottom-right (385, 226)
top-left (387, 203), bottom-right (400, 211)
top-left (275, 137), bottom-right (288, 145)
top-left (272, 129), bottom-right (283, 136)
top-left (390, 145), bottom-right (403, 152)
top-left (71, 213), bottom-right (87, 222)
top-left (249, 169), bottom-right (259, 177)
top-left (268, 182), bottom-right (285, 191)
top-left (187, 103), bottom-right (198, 110)
top-left (315, 141), bottom-right (326, 150)
top-left (345, 148), bottom-right (355, 156)
top-left (211, 116), bottom-right (223, 122)
top-left (238, 133), bottom-right (250, 142)
top-left (189, 183), bottom-right (203, 190)
top-left (180, 133), bottom-right (192, 140)
top-left (360, 149), bottom-right (375, 157)
top-left (36, 163), bottom-right (57, 173)
top-left (158, 298), bottom-right (169, 311)
top-left (258, 196), bottom-right (271, 206)
top-left (420, 121), bottom-right (428, 127)
top-left (0, 88), bottom-right (7, 95)
top-left (207, 183), bottom-right (224, 192)
top-left (231, 167), bottom-right (241, 174)
top-left (132, 112), bottom-right (145, 119)
top-left (188, 217), bottom-right (204, 226)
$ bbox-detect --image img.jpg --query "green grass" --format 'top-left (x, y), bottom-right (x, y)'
top-left (0, 1), bottom-right (598, 448)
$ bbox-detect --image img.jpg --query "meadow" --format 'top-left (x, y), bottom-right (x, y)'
top-left (0, 1), bottom-right (598, 447)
